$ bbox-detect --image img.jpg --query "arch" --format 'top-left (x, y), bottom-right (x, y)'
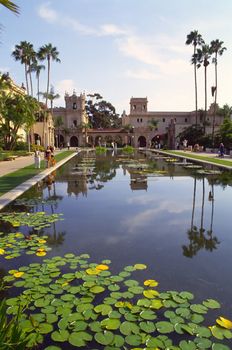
top-left (70, 136), bottom-right (79, 147)
top-left (95, 136), bottom-right (102, 146)
top-left (114, 135), bottom-right (123, 147)
top-left (34, 133), bottom-right (41, 145)
top-left (138, 136), bottom-right (146, 147)
top-left (56, 134), bottom-right (64, 147)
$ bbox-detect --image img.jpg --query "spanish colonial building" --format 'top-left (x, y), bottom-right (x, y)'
top-left (122, 97), bottom-right (224, 148)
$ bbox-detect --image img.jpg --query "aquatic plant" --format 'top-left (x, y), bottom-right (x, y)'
top-left (122, 145), bottom-right (135, 154)
top-left (2, 253), bottom-right (232, 349)
top-left (95, 146), bottom-right (107, 154)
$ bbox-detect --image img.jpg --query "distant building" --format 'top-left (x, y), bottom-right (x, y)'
top-left (122, 97), bottom-right (224, 148)
top-left (53, 91), bottom-right (88, 147)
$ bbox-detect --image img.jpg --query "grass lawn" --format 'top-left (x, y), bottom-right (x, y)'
top-left (0, 151), bottom-right (75, 196)
top-left (0, 150), bottom-right (31, 161)
top-left (161, 150), bottom-right (232, 167)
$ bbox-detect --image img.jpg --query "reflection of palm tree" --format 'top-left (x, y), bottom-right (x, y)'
top-left (191, 176), bottom-right (197, 231)
top-left (183, 178), bottom-right (219, 258)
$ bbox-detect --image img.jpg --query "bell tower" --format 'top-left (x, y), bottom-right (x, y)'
top-left (130, 97), bottom-right (148, 114)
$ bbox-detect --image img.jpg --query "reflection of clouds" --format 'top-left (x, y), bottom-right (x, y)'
top-left (121, 200), bottom-right (191, 233)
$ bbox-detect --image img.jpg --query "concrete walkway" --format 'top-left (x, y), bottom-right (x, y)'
top-left (0, 151), bottom-right (77, 210)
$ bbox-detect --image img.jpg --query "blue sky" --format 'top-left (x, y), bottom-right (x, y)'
top-left (0, 0), bottom-right (232, 115)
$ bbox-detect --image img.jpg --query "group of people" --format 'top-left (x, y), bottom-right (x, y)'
top-left (34, 146), bottom-right (56, 169)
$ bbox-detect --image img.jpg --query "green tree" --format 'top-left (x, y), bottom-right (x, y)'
top-left (78, 121), bottom-right (92, 146)
top-left (86, 93), bottom-right (120, 128)
top-left (210, 39), bottom-right (227, 146)
top-left (37, 44), bottom-right (61, 108)
top-left (54, 115), bottom-right (64, 147)
top-left (218, 104), bottom-right (232, 119)
top-left (0, 94), bottom-right (40, 150)
top-left (219, 117), bottom-right (232, 149)
top-left (0, 0), bottom-right (19, 14)
top-left (186, 30), bottom-right (204, 126)
top-left (196, 44), bottom-right (211, 133)
top-left (12, 41), bottom-right (36, 95)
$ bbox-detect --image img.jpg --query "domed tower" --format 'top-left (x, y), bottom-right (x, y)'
top-left (130, 97), bottom-right (148, 114)
top-left (64, 91), bottom-right (88, 127)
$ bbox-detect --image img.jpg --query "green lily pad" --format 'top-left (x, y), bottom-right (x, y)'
top-left (156, 321), bottom-right (174, 333)
top-left (94, 331), bottom-right (114, 345)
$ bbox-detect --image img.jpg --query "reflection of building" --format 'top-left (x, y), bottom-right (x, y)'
top-left (130, 174), bottom-right (148, 191)
top-left (122, 97), bottom-right (224, 148)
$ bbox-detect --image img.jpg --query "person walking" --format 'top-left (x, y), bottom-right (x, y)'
top-left (34, 150), bottom-right (41, 169)
top-left (219, 143), bottom-right (225, 157)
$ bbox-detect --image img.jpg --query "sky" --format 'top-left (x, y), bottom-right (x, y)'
top-left (0, 0), bottom-right (232, 115)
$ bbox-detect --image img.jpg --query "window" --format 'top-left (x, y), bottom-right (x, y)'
top-left (174, 118), bottom-right (176, 122)
top-left (143, 105), bottom-right (146, 110)
top-left (133, 105), bottom-right (136, 110)
top-left (73, 120), bottom-right (77, 127)
top-left (185, 118), bottom-right (188, 122)
top-left (163, 118), bottom-right (165, 122)
top-left (73, 102), bottom-right (77, 110)
top-left (140, 118), bottom-right (143, 122)
top-left (137, 118), bottom-right (139, 123)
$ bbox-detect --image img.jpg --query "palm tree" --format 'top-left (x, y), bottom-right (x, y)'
top-left (37, 44), bottom-right (61, 108)
top-left (0, 0), bottom-right (19, 13)
top-left (39, 86), bottom-right (60, 115)
top-left (54, 115), bottom-right (64, 147)
top-left (196, 44), bottom-right (211, 133)
top-left (78, 121), bottom-right (92, 146)
top-left (210, 39), bottom-right (227, 147)
top-left (30, 62), bottom-right (45, 102)
top-left (12, 41), bottom-right (36, 95)
top-left (186, 31), bottom-right (204, 126)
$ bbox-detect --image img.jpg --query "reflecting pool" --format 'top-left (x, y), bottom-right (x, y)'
top-left (1, 150), bottom-right (232, 341)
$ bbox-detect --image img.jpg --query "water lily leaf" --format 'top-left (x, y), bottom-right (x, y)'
top-left (108, 311), bottom-right (121, 319)
top-left (216, 317), bottom-right (232, 329)
top-left (90, 285), bottom-right (105, 293)
top-left (156, 321), bottom-right (174, 334)
top-left (179, 340), bottom-right (196, 350)
top-left (212, 344), bottom-right (231, 350)
top-left (144, 279), bottom-right (158, 287)
top-left (137, 298), bottom-right (151, 307)
top-left (112, 334), bottom-right (124, 347)
top-left (69, 331), bottom-right (92, 347)
top-left (94, 331), bottom-right (114, 345)
top-left (94, 304), bottom-right (112, 315)
top-left (96, 264), bottom-right (109, 271)
top-left (51, 329), bottom-right (69, 343)
top-left (44, 346), bottom-right (62, 350)
top-left (190, 304), bottom-right (208, 314)
top-left (140, 310), bottom-right (157, 321)
top-left (128, 286), bottom-right (144, 294)
top-left (143, 289), bottom-right (159, 299)
top-left (139, 321), bottom-right (156, 333)
top-left (134, 264), bottom-right (147, 270)
top-left (124, 280), bottom-right (139, 287)
top-left (150, 299), bottom-right (163, 309)
top-left (194, 337), bottom-right (212, 348)
top-left (203, 299), bottom-right (221, 309)
top-left (38, 322), bottom-right (53, 334)
top-left (74, 321), bottom-right (88, 332)
top-left (101, 318), bottom-right (121, 330)
top-left (46, 313), bottom-right (58, 324)
top-left (120, 321), bottom-right (139, 335)
top-left (108, 284), bottom-right (120, 292)
top-left (210, 325), bottom-right (226, 340)
top-left (125, 334), bottom-right (142, 346)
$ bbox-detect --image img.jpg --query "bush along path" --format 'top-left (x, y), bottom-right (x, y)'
top-left (0, 210), bottom-right (231, 349)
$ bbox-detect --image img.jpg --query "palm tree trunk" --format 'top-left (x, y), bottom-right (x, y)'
top-left (37, 75), bottom-right (40, 102)
top-left (200, 177), bottom-right (205, 233)
top-left (46, 57), bottom-right (50, 108)
top-left (204, 66), bottom-right (207, 134)
top-left (194, 46), bottom-right (198, 126)
top-left (210, 184), bottom-right (214, 233)
top-left (191, 176), bottom-right (197, 230)
top-left (24, 63), bottom-right (29, 94)
top-left (29, 64), bottom-right (33, 96)
top-left (212, 54), bottom-right (218, 148)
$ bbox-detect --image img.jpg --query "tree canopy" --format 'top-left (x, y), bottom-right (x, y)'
top-left (85, 93), bottom-right (121, 129)
top-left (0, 94), bottom-right (40, 149)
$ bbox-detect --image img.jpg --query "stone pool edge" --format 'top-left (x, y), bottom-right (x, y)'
top-left (0, 152), bottom-right (78, 211)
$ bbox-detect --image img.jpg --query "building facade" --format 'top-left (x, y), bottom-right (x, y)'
top-left (122, 97), bottom-right (224, 148)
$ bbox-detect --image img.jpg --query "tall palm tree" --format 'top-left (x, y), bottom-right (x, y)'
top-left (12, 41), bottom-right (36, 95)
top-left (210, 39), bottom-right (227, 147)
top-left (196, 44), bottom-right (211, 133)
top-left (30, 62), bottom-right (45, 102)
top-left (186, 31), bottom-right (204, 126)
top-left (37, 44), bottom-right (60, 108)
top-left (0, 0), bottom-right (19, 14)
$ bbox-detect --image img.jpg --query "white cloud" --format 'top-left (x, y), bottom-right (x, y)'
top-left (100, 24), bottom-right (130, 36)
top-left (37, 2), bottom-right (58, 23)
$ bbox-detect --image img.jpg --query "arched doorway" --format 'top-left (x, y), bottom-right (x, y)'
top-left (138, 136), bottom-right (146, 147)
top-left (70, 136), bottom-right (79, 147)
top-left (34, 133), bottom-right (41, 145)
top-left (56, 134), bottom-right (64, 148)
